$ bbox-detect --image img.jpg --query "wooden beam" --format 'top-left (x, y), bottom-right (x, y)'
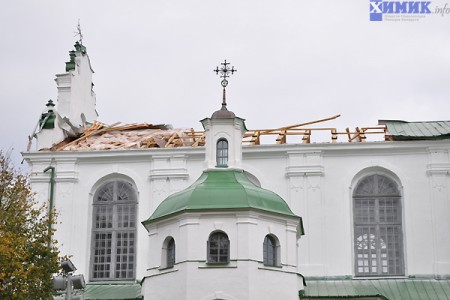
top-left (57, 122), bottom-right (121, 150)
top-left (302, 130), bottom-right (311, 144)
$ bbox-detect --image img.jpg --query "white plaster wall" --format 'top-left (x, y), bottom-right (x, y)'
top-left (202, 117), bottom-right (245, 169)
top-left (143, 211), bottom-right (301, 300)
top-left (23, 138), bottom-right (450, 285)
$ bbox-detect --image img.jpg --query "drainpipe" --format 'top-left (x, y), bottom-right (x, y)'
top-left (44, 166), bottom-right (55, 246)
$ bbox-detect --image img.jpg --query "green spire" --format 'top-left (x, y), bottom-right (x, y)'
top-left (39, 100), bottom-right (56, 129)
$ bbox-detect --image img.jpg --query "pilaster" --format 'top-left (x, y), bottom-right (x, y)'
top-left (427, 147), bottom-right (450, 277)
top-left (149, 155), bottom-right (189, 212)
top-left (286, 151), bottom-right (325, 275)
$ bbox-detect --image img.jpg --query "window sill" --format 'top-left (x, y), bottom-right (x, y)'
top-left (353, 275), bottom-right (408, 280)
top-left (258, 265), bottom-right (285, 273)
top-left (146, 268), bottom-right (178, 278)
top-left (262, 264), bottom-right (282, 269)
top-left (87, 280), bottom-right (138, 284)
top-left (198, 260), bottom-right (237, 269)
top-left (158, 266), bottom-right (175, 271)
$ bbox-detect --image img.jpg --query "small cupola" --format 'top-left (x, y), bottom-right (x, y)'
top-left (39, 100), bottom-right (57, 130)
top-left (201, 60), bottom-right (247, 169)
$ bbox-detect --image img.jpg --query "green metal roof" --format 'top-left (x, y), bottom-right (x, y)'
top-left (380, 120), bottom-right (450, 140)
top-left (84, 283), bottom-right (142, 300)
top-left (143, 169), bottom-right (301, 225)
top-left (301, 278), bottom-right (450, 300)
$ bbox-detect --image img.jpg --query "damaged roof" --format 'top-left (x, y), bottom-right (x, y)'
top-left (51, 122), bottom-right (205, 151)
top-left (44, 115), bottom-right (390, 152)
top-left (39, 117), bottom-right (450, 152)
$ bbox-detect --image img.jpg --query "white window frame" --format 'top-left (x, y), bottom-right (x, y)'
top-left (216, 139), bottom-right (229, 167)
top-left (91, 179), bottom-right (137, 281)
top-left (353, 174), bottom-right (404, 277)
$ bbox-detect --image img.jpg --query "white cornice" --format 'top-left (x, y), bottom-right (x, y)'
top-left (30, 171), bottom-right (78, 183)
top-left (243, 140), bottom-right (447, 158)
top-left (22, 147), bottom-right (205, 162)
top-left (22, 139), bottom-right (449, 163)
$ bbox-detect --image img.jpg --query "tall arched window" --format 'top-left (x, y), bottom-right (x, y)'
top-left (207, 231), bottom-right (230, 263)
top-left (91, 180), bottom-right (137, 280)
top-left (353, 174), bottom-right (404, 277)
top-left (216, 139), bottom-right (228, 167)
top-left (263, 235), bottom-right (278, 266)
top-left (167, 238), bottom-right (175, 268)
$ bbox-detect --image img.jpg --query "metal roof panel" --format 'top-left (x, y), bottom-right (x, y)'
top-left (302, 279), bottom-right (450, 300)
top-left (383, 120), bottom-right (450, 140)
top-left (84, 283), bottom-right (142, 300)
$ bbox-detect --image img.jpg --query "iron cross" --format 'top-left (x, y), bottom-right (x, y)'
top-left (74, 19), bottom-right (83, 44)
top-left (214, 60), bottom-right (237, 88)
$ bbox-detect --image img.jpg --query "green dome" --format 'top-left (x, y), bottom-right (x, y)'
top-left (143, 169), bottom-right (299, 224)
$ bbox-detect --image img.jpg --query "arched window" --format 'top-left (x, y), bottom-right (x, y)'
top-left (353, 174), bottom-right (404, 277)
top-left (263, 235), bottom-right (278, 266)
top-left (207, 231), bottom-right (230, 263)
top-left (216, 139), bottom-right (228, 167)
top-left (91, 180), bottom-right (137, 280)
top-left (167, 238), bottom-right (175, 268)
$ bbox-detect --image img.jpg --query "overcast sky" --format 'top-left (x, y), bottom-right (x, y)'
top-left (1, 1), bottom-right (449, 168)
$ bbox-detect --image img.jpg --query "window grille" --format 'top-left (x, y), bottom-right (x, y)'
top-left (216, 139), bottom-right (229, 167)
top-left (207, 232), bottom-right (230, 263)
top-left (92, 180), bottom-right (137, 280)
top-left (353, 174), bottom-right (404, 277)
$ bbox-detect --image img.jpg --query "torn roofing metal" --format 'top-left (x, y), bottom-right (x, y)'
top-left (380, 120), bottom-right (450, 141)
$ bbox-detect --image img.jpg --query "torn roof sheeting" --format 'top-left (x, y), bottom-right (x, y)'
top-left (380, 120), bottom-right (450, 141)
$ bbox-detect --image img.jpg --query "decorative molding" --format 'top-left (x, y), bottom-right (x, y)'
top-left (429, 173), bottom-right (448, 192)
top-left (179, 219), bottom-right (200, 228)
top-left (235, 219), bottom-right (258, 226)
top-left (213, 222), bottom-right (224, 230)
top-left (30, 175), bottom-right (53, 184)
top-left (427, 163), bottom-right (450, 176)
top-left (286, 165), bottom-right (324, 177)
top-left (148, 168), bottom-right (189, 180)
top-left (56, 171), bottom-right (79, 182)
top-left (30, 171), bottom-right (78, 183)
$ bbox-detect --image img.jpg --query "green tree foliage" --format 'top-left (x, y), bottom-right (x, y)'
top-left (0, 153), bottom-right (60, 299)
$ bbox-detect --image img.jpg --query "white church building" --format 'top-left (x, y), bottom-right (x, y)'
top-left (23, 42), bottom-right (450, 300)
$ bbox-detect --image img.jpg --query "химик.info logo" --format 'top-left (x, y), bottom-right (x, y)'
top-left (370, 0), bottom-right (432, 21)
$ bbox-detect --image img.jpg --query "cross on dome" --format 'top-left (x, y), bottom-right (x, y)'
top-left (74, 19), bottom-right (83, 45)
top-left (214, 60), bottom-right (237, 88)
top-left (213, 60), bottom-right (237, 111)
